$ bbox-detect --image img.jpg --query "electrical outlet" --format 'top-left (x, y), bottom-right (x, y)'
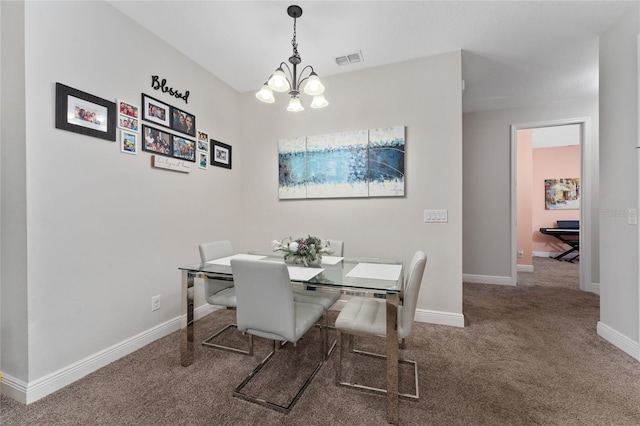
top-left (151, 295), bottom-right (161, 311)
top-left (517, 250), bottom-right (524, 258)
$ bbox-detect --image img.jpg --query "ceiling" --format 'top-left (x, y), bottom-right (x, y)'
top-left (109, 1), bottom-right (636, 113)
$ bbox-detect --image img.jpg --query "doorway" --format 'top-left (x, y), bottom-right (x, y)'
top-left (510, 118), bottom-right (593, 292)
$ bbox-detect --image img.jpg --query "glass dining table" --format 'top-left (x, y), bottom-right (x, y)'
top-left (178, 252), bottom-right (404, 425)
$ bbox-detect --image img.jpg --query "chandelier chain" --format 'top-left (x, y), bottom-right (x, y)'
top-left (291, 17), bottom-right (299, 59)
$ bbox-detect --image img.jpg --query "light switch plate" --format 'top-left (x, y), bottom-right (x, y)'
top-left (424, 209), bottom-right (448, 223)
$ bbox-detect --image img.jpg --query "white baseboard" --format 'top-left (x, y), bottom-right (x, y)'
top-left (517, 264), bottom-right (534, 273)
top-left (463, 273), bottom-right (515, 286)
top-left (589, 282), bottom-right (600, 295)
top-left (415, 308), bottom-right (465, 327)
top-left (1, 303), bottom-right (219, 405)
top-left (597, 321), bottom-right (640, 361)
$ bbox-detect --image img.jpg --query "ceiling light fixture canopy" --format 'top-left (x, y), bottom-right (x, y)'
top-left (255, 5), bottom-right (328, 112)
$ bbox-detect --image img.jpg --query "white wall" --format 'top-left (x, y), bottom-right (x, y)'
top-left (598, 3), bottom-right (639, 359)
top-left (462, 98), bottom-right (599, 284)
top-left (1, 0), bottom-right (29, 384)
top-left (1, 0), bottom-right (243, 401)
top-left (239, 53), bottom-right (464, 322)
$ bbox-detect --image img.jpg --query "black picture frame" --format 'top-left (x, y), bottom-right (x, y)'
top-left (142, 93), bottom-right (172, 129)
top-left (172, 135), bottom-right (196, 162)
top-left (142, 124), bottom-right (173, 157)
top-left (170, 105), bottom-right (196, 137)
top-left (55, 83), bottom-right (116, 141)
top-left (211, 140), bottom-right (232, 169)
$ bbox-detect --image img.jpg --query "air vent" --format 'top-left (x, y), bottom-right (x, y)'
top-left (335, 51), bottom-right (364, 66)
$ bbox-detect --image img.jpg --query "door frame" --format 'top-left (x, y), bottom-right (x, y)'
top-left (510, 117), bottom-right (593, 292)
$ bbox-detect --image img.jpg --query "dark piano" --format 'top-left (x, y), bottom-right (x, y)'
top-left (539, 220), bottom-right (579, 262)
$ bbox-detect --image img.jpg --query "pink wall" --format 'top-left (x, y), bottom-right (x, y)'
top-left (531, 145), bottom-right (580, 253)
top-left (516, 130), bottom-right (533, 266)
top-left (517, 131), bottom-right (580, 263)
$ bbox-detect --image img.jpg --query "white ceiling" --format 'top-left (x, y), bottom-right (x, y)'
top-left (109, 0), bottom-right (636, 113)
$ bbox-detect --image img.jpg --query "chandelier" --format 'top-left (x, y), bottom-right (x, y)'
top-left (255, 5), bottom-right (328, 112)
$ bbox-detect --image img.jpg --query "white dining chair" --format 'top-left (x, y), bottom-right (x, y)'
top-left (230, 258), bottom-right (325, 413)
top-left (292, 239), bottom-right (343, 358)
top-left (334, 250), bottom-right (426, 399)
top-left (199, 240), bottom-right (251, 355)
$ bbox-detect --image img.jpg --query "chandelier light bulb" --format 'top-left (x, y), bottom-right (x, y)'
top-left (255, 84), bottom-right (275, 103)
top-left (310, 94), bottom-right (329, 109)
top-left (303, 73), bottom-right (325, 96)
top-left (268, 68), bottom-right (290, 93)
top-left (287, 97), bottom-right (304, 112)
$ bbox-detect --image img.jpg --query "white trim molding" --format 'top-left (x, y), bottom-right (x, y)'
top-left (415, 308), bottom-right (465, 327)
top-left (462, 273), bottom-right (515, 286)
top-left (0, 303), bottom-right (219, 404)
top-left (517, 264), bottom-right (534, 273)
top-left (597, 321), bottom-right (640, 361)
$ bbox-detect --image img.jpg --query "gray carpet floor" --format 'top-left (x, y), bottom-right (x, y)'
top-left (2, 257), bottom-right (639, 425)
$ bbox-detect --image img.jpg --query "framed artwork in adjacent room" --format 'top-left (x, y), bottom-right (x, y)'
top-left (211, 140), bottom-right (232, 169)
top-left (55, 83), bottom-right (116, 141)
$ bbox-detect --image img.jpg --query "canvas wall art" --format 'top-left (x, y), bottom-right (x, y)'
top-left (277, 126), bottom-right (405, 199)
top-left (278, 137), bottom-right (307, 199)
top-left (545, 178), bottom-right (580, 210)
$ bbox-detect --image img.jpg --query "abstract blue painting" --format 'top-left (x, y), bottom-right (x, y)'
top-left (278, 137), bottom-right (307, 199)
top-left (368, 126), bottom-right (405, 197)
top-left (277, 126), bottom-right (405, 199)
top-left (306, 130), bottom-right (369, 198)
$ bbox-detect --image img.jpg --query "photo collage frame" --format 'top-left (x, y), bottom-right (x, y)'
top-left (141, 93), bottom-right (196, 162)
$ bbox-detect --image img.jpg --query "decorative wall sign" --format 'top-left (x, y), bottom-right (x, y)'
top-left (278, 126), bottom-right (405, 199)
top-left (142, 124), bottom-right (172, 157)
top-left (545, 178), bottom-right (580, 210)
top-left (151, 155), bottom-right (191, 173)
top-left (120, 130), bottom-right (137, 155)
top-left (211, 140), bottom-right (232, 169)
top-left (150, 75), bottom-right (190, 104)
top-left (55, 83), bottom-right (116, 141)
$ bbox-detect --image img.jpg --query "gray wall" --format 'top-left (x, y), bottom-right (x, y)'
top-left (598, 3), bottom-right (639, 355)
top-left (1, 1), bottom-right (464, 403)
top-left (239, 53), bottom-right (464, 321)
top-left (463, 98), bottom-right (599, 283)
top-left (2, 0), bottom-right (243, 398)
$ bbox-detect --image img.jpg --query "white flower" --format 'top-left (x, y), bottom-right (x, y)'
top-left (289, 241), bottom-right (299, 252)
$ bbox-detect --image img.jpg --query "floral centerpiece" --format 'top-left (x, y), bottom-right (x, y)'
top-left (271, 235), bottom-right (334, 267)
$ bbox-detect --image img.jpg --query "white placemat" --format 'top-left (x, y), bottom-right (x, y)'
top-left (321, 256), bottom-right (344, 265)
top-left (206, 254), bottom-right (267, 266)
top-left (287, 266), bottom-right (325, 281)
top-left (346, 263), bottom-right (402, 281)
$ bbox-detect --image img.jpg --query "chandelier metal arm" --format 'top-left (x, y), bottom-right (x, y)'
top-left (295, 65), bottom-right (316, 90)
